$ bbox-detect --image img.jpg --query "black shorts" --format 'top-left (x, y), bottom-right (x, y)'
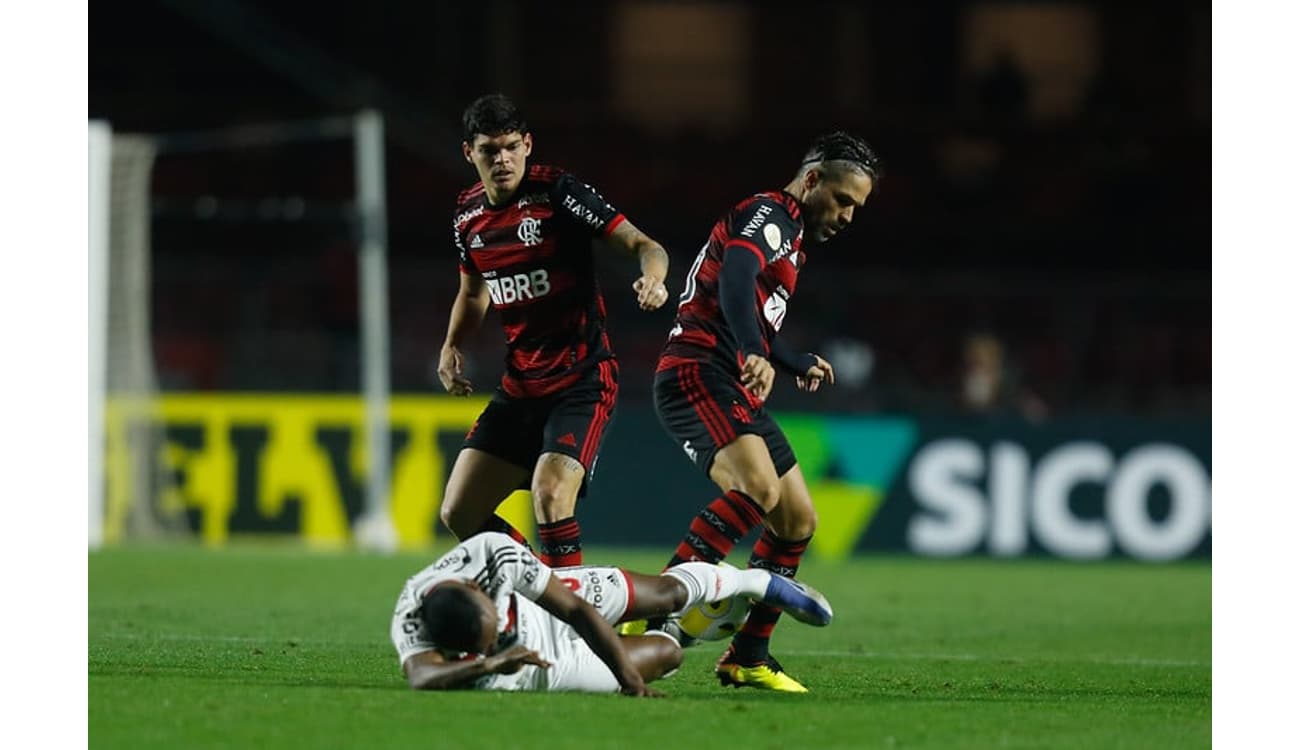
top-left (653, 361), bottom-right (796, 477)
top-left (463, 359), bottom-right (618, 494)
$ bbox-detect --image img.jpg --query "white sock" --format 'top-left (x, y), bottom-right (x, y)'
top-left (662, 562), bottom-right (773, 615)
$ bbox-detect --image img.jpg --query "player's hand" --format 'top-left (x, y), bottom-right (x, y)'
top-left (618, 678), bottom-right (663, 698)
top-left (740, 354), bottom-right (776, 402)
top-left (632, 274), bottom-right (670, 310)
top-left (437, 345), bottom-right (473, 396)
top-left (485, 645), bottom-right (551, 675)
top-left (796, 354), bottom-right (835, 393)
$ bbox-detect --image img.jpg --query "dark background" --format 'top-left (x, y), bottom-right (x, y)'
top-left (89, 1), bottom-right (1210, 418)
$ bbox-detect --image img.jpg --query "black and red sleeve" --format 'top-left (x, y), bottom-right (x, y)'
top-left (721, 197), bottom-right (800, 269)
top-left (551, 173), bottom-right (626, 237)
top-left (452, 215), bottom-right (476, 275)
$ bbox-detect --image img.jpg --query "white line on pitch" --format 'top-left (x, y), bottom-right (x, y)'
top-left (781, 649), bottom-right (1208, 668)
top-left (94, 633), bottom-right (1208, 667)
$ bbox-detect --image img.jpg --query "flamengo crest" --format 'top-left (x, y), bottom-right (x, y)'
top-left (518, 216), bottom-right (543, 246)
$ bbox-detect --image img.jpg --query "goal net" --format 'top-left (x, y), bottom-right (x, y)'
top-left (88, 115), bottom-right (394, 549)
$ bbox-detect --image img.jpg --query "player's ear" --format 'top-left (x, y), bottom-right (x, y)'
top-left (462, 141), bottom-right (474, 163)
top-left (522, 132), bottom-right (533, 157)
top-left (804, 168), bottom-right (821, 191)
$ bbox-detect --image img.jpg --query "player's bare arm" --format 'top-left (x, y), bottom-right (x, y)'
top-left (605, 219), bottom-right (670, 311)
top-left (438, 271), bottom-right (492, 396)
top-left (535, 574), bottom-right (660, 697)
top-left (402, 645), bottom-right (552, 691)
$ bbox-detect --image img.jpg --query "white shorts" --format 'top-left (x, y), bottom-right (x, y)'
top-left (537, 566), bottom-right (635, 693)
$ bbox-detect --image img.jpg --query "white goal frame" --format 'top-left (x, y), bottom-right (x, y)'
top-left (87, 112), bottom-right (395, 550)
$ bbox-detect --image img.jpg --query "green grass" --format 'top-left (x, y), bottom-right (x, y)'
top-left (89, 545), bottom-right (1210, 749)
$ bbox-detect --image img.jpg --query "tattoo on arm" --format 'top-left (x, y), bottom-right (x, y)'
top-left (543, 453), bottom-right (584, 474)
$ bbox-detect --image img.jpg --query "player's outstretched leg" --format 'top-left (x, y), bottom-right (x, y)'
top-left (625, 561), bottom-right (831, 628)
top-left (757, 572), bottom-right (832, 627)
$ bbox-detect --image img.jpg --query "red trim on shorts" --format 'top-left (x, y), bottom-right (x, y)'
top-left (620, 568), bottom-right (636, 621)
top-left (579, 360), bottom-right (617, 468)
top-left (684, 363), bottom-right (736, 446)
top-left (679, 364), bottom-right (724, 446)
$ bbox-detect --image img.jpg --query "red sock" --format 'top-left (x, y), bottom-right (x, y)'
top-left (667, 490), bottom-right (767, 567)
top-left (537, 518), bottom-right (582, 568)
top-left (732, 530), bottom-right (810, 663)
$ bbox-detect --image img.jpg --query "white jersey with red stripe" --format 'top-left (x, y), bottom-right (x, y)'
top-left (389, 532), bottom-right (634, 692)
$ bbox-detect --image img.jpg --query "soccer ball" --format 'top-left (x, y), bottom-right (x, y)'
top-left (672, 597), bottom-right (752, 645)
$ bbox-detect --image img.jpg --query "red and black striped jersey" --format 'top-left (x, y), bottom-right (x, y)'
top-left (453, 164), bottom-right (626, 398)
top-left (658, 190), bottom-right (805, 376)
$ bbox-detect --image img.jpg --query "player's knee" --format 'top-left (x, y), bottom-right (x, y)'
top-left (734, 475), bottom-right (781, 511)
top-left (770, 506), bottom-right (817, 541)
top-left (438, 496), bottom-right (470, 536)
top-left (530, 479), bottom-right (576, 517)
top-left (789, 510), bottom-right (818, 540)
top-left (660, 638), bottom-right (684, 673)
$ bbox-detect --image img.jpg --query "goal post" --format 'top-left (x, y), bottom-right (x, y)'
top-left (89, 112), bottom-right (397, 550)
top-left (88, 122), bottom-right (111, 550)
top-left (352, 110), bottom-right (397, 552)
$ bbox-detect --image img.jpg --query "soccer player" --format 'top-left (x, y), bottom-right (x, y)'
top-left (391, 531), bottom-right (833, 694)
top-left (437, 94), bottom-right (671, 567)
top-left (649, 132), bottom-right (880, 692)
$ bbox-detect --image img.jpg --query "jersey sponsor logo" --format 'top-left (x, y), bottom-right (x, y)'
top-left (520, 557), bottom-right (540, 584)
top-left (516, 192), bottom-right (549, 208)
top-left (435, 548), bottom-right (473, 572)
top-left (739, 203), bottom-right (774, 238)
top-left (517, 216), bottom-right (543, 246)
top-left (469, 234), bottom-right (485, 249)
top-left (455, 204), bottom-right (485, 228)
top-left (763, 223), bottom-right (782, 250)
top-left (561, 193), bottom-right (606, 229)
top-left (485, 268), bottom-right (552, 305)
top-left (762, 293), bottom-right (788, 330)
top-left (582, 569), bottom-right (606, 607)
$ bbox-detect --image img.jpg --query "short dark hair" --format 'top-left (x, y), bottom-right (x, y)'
top-left (462, 94), bottom-right (528, 142)
top-left (800, 131), bottom-right (882, 182)
top-left (420, 585), bottom-right (485, 654)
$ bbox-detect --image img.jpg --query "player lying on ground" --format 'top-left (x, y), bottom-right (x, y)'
top-left (390, 532), bottom-right (832, 695)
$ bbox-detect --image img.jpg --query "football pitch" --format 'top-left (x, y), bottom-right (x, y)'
top-left (89, 545), bottom-right (1210, 749)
